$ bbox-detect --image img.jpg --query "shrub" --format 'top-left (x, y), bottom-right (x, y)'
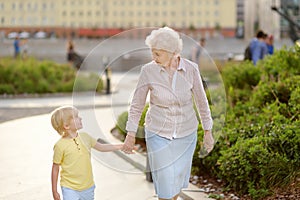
top-left (0, 57), bottom-right (103, 94)
top-left (214, 45), bottom-right (300, 199)
top-left (221, 61), bottom-right (261, 106)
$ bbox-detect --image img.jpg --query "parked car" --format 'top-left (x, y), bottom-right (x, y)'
top-left (19, 31), bottom-right (30, 39)
top-left (7, 32), bottom-right (19, 39)
top-left (34, 31), bottom-right (47, 39)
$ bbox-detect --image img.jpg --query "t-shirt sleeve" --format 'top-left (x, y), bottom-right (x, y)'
top-left (80, 132), bottom-right (97, 148)
top-left (53, 144), bottom-right (63, 164)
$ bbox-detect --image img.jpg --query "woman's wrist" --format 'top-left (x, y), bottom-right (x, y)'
top-left (127, 132), bottom-right (136, 137)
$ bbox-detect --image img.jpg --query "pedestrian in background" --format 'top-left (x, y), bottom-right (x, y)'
top-left (191, 37), bottom-right (208, 89)
top-left (21, 38), bottom-right (29, 60)
top-left (250, 30), bottom-right (269, 65)
top-left (66, 39), bottom-right (75, 64)
top-left (50, 106), bottom-right (124, 200)
top-left (191, 37), bottom-right (206, 65)
top-left (66, 39), bottom-right (83, 69)
top-left (122, 27), bottom-right (214, 200)
top-left (266, 34), bottom-right (274, 55)
top-left (13, 36), bottom-right (20, 58)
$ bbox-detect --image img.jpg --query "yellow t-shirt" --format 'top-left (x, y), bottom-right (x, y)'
top-left (53, 132), bottom-right (97, 191)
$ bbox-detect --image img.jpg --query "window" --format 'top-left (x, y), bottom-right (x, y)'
top-left (19, 17), bottom-right (23, 25)
top-left (42, 3), bottom-right (47, 10)
top-left (214, 10), bottom-right (219, 16)
top-left (27, 17), bottom-right (31, 24)
top-left (33, 3), bottom-right (38, 11)
top-left (197, 21), bottom-right (202, 27)
top-left (42, 16), bottom-right (47, 24)
top-left (11, 17), bottom-right (16, 25)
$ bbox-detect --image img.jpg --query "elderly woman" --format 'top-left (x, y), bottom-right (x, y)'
top-left (122, 27), bottom-right (214, 200)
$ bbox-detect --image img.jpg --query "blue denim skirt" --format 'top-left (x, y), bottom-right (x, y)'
top-left (145, 130), bottom-right (197, 199)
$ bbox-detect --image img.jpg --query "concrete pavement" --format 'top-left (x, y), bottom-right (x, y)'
top-left (0, 72), bottom-right (213, 200)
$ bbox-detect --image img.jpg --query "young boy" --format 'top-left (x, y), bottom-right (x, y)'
top-left (50, 106), bottom-right (124, 200)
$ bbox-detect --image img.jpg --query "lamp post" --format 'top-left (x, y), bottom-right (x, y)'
top-left (102, 56), bottom-right (111, 94)
top-left (271, 0), bottom-right (300, 43)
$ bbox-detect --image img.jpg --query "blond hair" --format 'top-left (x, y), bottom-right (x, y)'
top-left (50, 106), bottom-right (78, 137)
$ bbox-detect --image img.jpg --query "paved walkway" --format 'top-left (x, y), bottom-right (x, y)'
top-left (0, 73), bottom-right (213, 200)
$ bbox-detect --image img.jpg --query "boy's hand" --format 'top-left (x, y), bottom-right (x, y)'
top-left (52, 191), bottom-right (61, 200)
top-left (122, 133), bottom-right (136, 154)
top-left (133, 145), bottom-right (139, 151)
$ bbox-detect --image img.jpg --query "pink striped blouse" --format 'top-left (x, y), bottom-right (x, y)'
top-left (126, 58), bottom-right (213, 139)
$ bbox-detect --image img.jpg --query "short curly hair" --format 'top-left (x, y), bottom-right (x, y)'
top-left (145, 27), bottom-right (183, 54)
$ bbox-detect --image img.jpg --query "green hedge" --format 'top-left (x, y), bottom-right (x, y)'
top-left (0, 57), bottom-right (103, 94)
top-left (211, 45), bottom-right (300, 199)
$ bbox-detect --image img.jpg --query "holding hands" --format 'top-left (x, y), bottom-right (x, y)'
top-left (122, 132), bottom-right (136, 154)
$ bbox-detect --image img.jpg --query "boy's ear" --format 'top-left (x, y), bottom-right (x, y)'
top-left (63, 123), bottom-right (70, 130)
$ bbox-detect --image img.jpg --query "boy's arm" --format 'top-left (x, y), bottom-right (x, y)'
top-left (51, 163), bottom-right (61, 200)
top-left (93, 142), bottom-right (123, 152)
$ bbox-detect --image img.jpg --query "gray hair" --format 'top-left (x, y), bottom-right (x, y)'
top-left (145, 27), bottom-right (183, 54)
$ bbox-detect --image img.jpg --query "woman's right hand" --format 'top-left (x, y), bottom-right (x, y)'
top-left (122, 132), bottom-right (136, 154)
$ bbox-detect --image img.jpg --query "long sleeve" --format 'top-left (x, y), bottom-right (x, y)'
top-left (126, 67), bottom-right (150, 134)
top-left (191, 66), bottom-right (213, 130)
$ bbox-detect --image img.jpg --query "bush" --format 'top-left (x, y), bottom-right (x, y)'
top-left (0, 57), bottom-right (103, 94)
top-left (222, 61), bottom-right (261, 106)
top-left (214, 45), bottom-right (300, 199)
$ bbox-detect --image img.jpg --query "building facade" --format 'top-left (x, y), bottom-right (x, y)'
top-left (243, 0), bottom-right (281, 40)
top-left (0, 0), bottom-right (237, 38)
top-left (278, 0), bottom-right (300, 40)
top-left (242, 0), bottom-right (300, 40)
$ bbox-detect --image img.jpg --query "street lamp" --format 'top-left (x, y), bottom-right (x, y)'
top-left (271, 0), bottom-right (300, 43)
top-left (102, 56), bottom-right (111, 94)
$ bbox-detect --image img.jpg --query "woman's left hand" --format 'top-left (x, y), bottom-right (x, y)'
top-left (203, 130), bottom-right (214, 153)
top-left (122, 133), bottom-right (136, 154)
